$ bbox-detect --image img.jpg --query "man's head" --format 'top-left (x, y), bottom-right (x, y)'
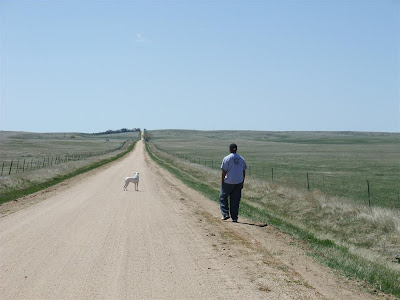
top-left (229, 143), bottom-right (237, 153)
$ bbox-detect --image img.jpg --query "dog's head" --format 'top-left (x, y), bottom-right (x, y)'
top-left (134, 172), bottom-right (139, 176)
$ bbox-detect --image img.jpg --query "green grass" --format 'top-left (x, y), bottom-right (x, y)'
top-left (149, 130), bottom-right (400, 208)
top-left (145, 134), bottom-right (400, 299)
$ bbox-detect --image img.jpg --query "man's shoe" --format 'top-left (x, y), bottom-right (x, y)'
top-left (232, 219), bottom-right (238, 222)
top-left (221, 215), bottom-right (230, 220)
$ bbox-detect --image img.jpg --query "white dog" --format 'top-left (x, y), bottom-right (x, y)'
top-left (124, 172), bottom-right (139, 191)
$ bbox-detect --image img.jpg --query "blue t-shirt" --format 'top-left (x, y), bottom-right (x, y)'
top-left (221, 153), bottom-right (247, 184)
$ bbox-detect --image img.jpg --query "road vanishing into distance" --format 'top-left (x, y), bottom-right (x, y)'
top-left (0, 138), bottom-right (390, 299)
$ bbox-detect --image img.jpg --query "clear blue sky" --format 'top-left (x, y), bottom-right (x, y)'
top-left (1, 0), bottom-right (399, 133)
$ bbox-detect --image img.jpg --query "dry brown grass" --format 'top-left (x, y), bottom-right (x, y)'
top-left (247, 180), bottom-right (400, 271)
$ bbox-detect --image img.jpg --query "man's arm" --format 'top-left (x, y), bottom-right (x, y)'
top-left (221, 170), bottom-right (227, 184)
top-left (242, 170), bottom-right (246, 188)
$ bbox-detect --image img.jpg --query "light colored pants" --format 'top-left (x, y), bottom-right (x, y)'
top-left (219, 182), bottom-right (242, 220)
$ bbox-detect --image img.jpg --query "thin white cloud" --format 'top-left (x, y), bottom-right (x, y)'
top-left (136, 33), bottom-right (150, 43)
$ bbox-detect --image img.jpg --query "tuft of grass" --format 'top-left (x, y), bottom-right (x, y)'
top-left (145, 141), bottom-right (400, 298)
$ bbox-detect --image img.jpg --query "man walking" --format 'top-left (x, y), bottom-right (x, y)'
top-left (219, 143), bottom-right (247, 222)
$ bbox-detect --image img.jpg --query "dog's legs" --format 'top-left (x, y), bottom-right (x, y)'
top-left (124, 181), bottom-right (129, 191)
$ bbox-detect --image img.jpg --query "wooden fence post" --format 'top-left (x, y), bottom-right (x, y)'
top-left (307, 172), bottom-right (310, 191)
top-left (272, 168), bottom-right (274, 182)
top-left (23, 159), bottom-right (26, 172)
top-left (9, 160), bottom-right (13, 175)
top-left (367, 180), bottom-right (371, 207)
top-left (1, 162), bottom-right (4, 176)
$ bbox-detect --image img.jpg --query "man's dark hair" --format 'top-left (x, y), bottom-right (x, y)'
top-left (229, 143), bottom-right (237, 152)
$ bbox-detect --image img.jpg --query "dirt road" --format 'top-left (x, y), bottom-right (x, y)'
top-left (0, 139), bottom-right (392, 299)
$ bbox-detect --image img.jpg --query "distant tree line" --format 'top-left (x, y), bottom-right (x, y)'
top-left (92, 128), bottom-right (140, 135)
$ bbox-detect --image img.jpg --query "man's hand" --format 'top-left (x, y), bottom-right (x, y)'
top-left (221, 170), bottom-right (227, 184)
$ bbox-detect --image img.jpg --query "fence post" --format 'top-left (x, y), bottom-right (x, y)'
top-left (367, 180), bottom-right (371, 207)
top-left (1, 162), bottom-right (4, 176)
top-left (272, 168), bottom-right (274, 182)
top-left (9, 160), bottom-right (13, 175)
top-left (23, 159), bottom-right (26, 172)
top-left (16, 160), bottom-right (20, 173)
top-left (307, 172), bottom-right (310, 191)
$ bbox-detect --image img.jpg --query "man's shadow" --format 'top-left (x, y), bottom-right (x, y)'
top-left (237, 221), bottom-right (268, 228)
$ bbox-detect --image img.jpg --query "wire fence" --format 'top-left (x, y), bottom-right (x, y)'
top-left (1, 140), bottom-right (129, 177)
top-left (173, 153), bottom-right (400, 209)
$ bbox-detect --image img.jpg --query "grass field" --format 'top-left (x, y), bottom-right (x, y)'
top-left (149, 130), bottom-right (400, 208)
top-left (0, 131), bottom-right (140, 162)
top-left (0, 130), bottom-right (141, 204)
top-left (145, 131), bottom-right (400, 297)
